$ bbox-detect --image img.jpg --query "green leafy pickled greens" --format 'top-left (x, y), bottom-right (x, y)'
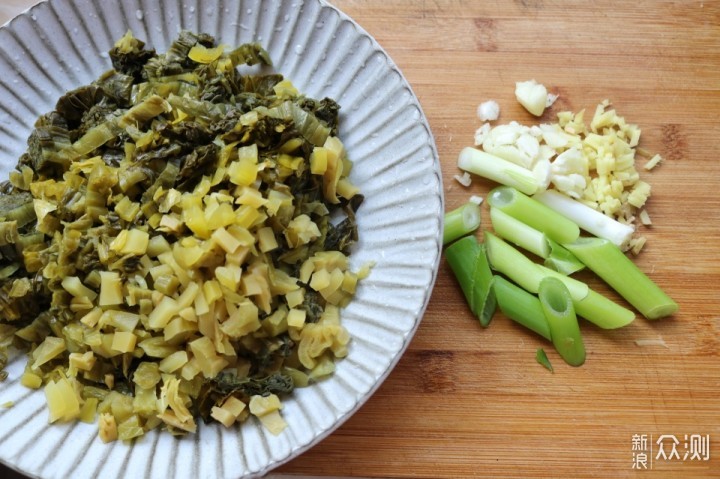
top-left (0, 30), bottom-right (368, 442)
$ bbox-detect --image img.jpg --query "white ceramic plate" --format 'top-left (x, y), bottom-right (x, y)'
top-left (0, 1), bottom-right (443, 477)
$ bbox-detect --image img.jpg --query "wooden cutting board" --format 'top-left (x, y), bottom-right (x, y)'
top-left (2, 1), bottom-right (719, 478)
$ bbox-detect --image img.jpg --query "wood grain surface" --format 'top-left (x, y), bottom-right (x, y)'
top-left (2, 1), bottom-right (719, 478)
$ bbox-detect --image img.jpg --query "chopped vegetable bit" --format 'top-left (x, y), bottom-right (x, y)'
top-left (98, 413), bottom-right (118, 443)
top-left (477, 100), bottom-right (500, 122)
top-left (443, 202), bottom-right (482, 245)
top-left (0, 30), bottom-right (367, 442)
top-left (644, 154), bottom-right (664, 170)
top-left (474, 123), bottom-right (492, 146)
top-left (634, 337), bottom-right (669, 348)
top-left (515, 80), bottom-right (550, 116)
top-left (460, 98), bottom-right (663, 250)
top-left (453, 171), bottom-right (472, 187)
top-left (539, 277), bottom-right (585, 367)
top-left (535, 348), bottom-right (554, 373)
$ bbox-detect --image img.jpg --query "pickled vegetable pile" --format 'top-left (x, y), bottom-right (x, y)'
top-left (0, 30), bottom-right (367, 441)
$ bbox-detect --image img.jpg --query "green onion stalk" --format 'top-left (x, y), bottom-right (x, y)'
top-left (444, 235), bottom-right (496, 326)
top-left (538, 277), bottom-right (586, 367)
top-left (487, 186), bottom-right (579, 245)
top-left (457, 147), bottom-right (539, 195)
top-left (493, 276), bottom-right (550, 340)
top-left (443, 201), bottom-right (482, 245)
top-left (533, 189), bottom-right (634, 249)
top-left (484, 231), bottom-right (635, 329)
top-left (489, 206), bottom-right (584, 275)
top-left (563, 237), bottom-right (678, 320)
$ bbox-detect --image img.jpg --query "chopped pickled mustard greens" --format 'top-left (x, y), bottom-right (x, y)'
top-left (0, 30), bottom-right (368, 442)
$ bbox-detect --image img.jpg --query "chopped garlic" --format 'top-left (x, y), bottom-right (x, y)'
top-left (462, 98), bottom-right (658, 250)
top-left (477, 100), bottom-right (500, 121)
top-left (453, 171), bottom-right (472, 187)
top-left (515, 79), bottom-right (549, 116)
top-left (468, 195), bottom-right (484, 205)
top-left (546, 92), bottom-right (559, 108)
top-left (483, 122), bottom-right (538, 168)
top-left (473, 122), bottom-right (492, 145)
top-left (550, 148), bottom-right (587, 198)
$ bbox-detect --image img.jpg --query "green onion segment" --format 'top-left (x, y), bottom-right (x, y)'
top-left (533, 189), bottom-right (634, 249)
top-left (487, 186), bottom-right (579, 245)
top-left (489, 206), bottom-right (584, 275)
top-left (443, 201), bottom-right (482, 245)
top-left (493, 276), bottom-right (550, 340)
top-left (563, 237), bottom-right (678, 319)
top-left (457, 147), bottom-right (539, 195)
top-left (444, 235), bottom-right (496, 326)
top-left (545, 239), bottom-right (585, 275)
top-left (490, 207), bottom-right (549, 259)
top-left (573, 289), bottom-right (636, 329)
top-left (485, 232), bottom-right (635, 329)
top-left (539, 277), bottom-right (586, 367)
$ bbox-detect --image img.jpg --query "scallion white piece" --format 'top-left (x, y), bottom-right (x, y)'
top-left (533, 189), bottom-right (634, 249)
top-left (457, 147), bottom-right (539, 195)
